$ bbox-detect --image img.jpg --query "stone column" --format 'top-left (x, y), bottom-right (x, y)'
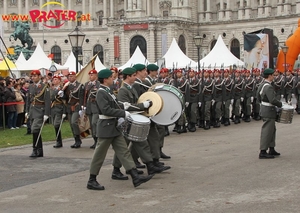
top-left (199, 0), bottom-right (205, 22)
top-left (148, 26), bottom-right (155, 63)
top-left (89, 0), bottom-right (93, 27)
top-left (245, 0), bottom-right (251, 19)
top-left (110, 0), bottom-right (114, 18)
top-left (205, 0), bottom-right (211, 21)
top-left (128, 0), bottom-right (132, 10)
top-left (3, 0), bottom-right (8, 29)
top-left (225, 0), bottom-right (232, 21)
top-left (82, 0), bottom-right (86, 26)
top-left (296, 0), bottom-right (300, 14)
top-left (103, 0), bottom-right (107, 25)
top-left (25, 0), bottom-right (28, 14)
top-left (18, 0), bottom-right (21, 15)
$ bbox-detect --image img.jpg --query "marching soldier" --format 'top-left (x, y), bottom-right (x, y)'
top-left (64, 71), bottom-right (85, 148)
top-left (253, 68), bottom-right (264, 120)
top-left (171, 68), bottom-right (190, 133)
top-left (294, 69), bottom-right (300, 114)
top-left (222, 69), bottom-right (234, 126)
top-left (200, 70), bottom-right (214, 130)
top-left (283, 69), bottom-right (295, 104)
top-left (50, 75), bottom-right (66, 148)
top-left (87, 68), bottom-right (153, 190)
top-left (232, 70), bottom-right (244, 124)
top-left (26, 70), bottom-right (51, 158)
top-left (273, 69), bottom-right (284, 101)
top-left (187, 69), bottom-right (201, 132)
top-left (243, 70), bottom-right (255, 122)
top-left (212, 69), bottom-right (223, 128)
top-left (83, 69), bottom-right (101, 149)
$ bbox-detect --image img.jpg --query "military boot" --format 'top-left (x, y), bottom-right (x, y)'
top-left (128, 168), bottom-right (154, 187)
top-left (268, 147), bottom-right (281, 156)
top-left (153, 158), bottom-right (171, 171)
top-left (71, 135), bottom-right (82, 148)
top-left (160, 147), bottom-right (171, 159)
top-left (36, 134), bottom-right (43, 157)
top-left (53, 127), bottom-right (63, 148)
top-left (214, 119), bottom-right (220, 128)
top-left (172, 123), bottom-right (179, 132)
top-left (87, 174), bottom-right (105, 190)
top-left (259, 150), bottom-right (274, 159)
top-left (90, 136), bottom-right (97, 149)
top-left (224, 118), bottom-right (230, 126)
top-left (198, 120), bottom-right (204, 128)
top-left (234, 116), bottom-right (241, 124)
top-left (204, 120), bottom-right (210, 130)
top-left (29, 132), bottom-right (38, 158)
top-left (111, 167), bottom-right (129, 180)
top-left (188, 122), bottom-right (196, 132)
top-left (146, 161), bottom-right (165, 175)
top-left (244, 115), bottom-right (251, 122)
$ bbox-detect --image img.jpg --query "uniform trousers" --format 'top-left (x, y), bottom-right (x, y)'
top-left (260, 118), bottom-right (276, 150)
top-left (90, 135), bottom-right (135, 175)
top-left (232, 98), bottom-right (241, 116)
top-left (203, 100), bottom-right (212, 121)
top-left (147, 124), bottom-right (161, 159)
top-left (68, 111), bottom-right (80, 136)
top-left (244, 96), bottom-right (252, 116)
top-left (223, 99), bottom-right (231, 118)
top-left (189, 102), bottom-right (198, 123)
top-left (88, 113), bottom-right (99, 137)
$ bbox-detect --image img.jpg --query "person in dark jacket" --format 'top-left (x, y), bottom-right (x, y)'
top-left (4, 79), bottom-right (17, 129)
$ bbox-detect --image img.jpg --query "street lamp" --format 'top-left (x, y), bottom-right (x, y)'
top-left (68, 26), bottom-right (85, 73)
top-left (193, 35), bottom-right (203, 73)
top-left (281, 45), bottom-right (289, 76)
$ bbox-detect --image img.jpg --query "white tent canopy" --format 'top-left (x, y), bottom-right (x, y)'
top-left (95, 56), bottom-right (106, 71)
top-left (63, 51), bottom-right (82, 72)
top-left (200, 35), bottom-right (244, 68)
top-left (162, 38), bottom-right (197, 69)
top-left (118, 46), bottom-right (150, 70)
top-left (21, 43), bottom-right (68, 71)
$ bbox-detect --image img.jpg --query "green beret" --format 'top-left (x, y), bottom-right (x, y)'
top-left (133, 64), bottom-right (146, 71)
top-left (263, 68), bottom-right (274, 76)
top-left (147, 64), bottom-right (159, 71)
top-left (98, 68), bottom-right (113, 79)
top-left (122, 67), bottom-right (136, 75)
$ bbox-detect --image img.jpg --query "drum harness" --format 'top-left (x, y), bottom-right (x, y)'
top-left (259, 82), bottom-right (273, 107)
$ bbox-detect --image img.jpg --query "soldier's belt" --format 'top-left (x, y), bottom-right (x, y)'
top-left (88, 98), bottom-right (96, 102)
top-left (203, 91), bottom-right (212, 95)
top-left (32, 101), bottom-right (44, 106)
top-left (52, 102), bottom-right (63, 106)
top-left (261, 101), bottom-right (273, 107)
top-left (99, 115), bottom-right (117, 119)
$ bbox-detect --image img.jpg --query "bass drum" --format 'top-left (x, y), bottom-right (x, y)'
top-left (148, 83), bottom-right (184, 125)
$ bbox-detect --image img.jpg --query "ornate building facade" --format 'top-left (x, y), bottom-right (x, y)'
top-left (1, 0), bottom-right (299, 68)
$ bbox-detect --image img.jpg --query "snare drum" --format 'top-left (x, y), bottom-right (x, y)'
top-left (149, 84), bottom-right (184, 125)
top-left (276, 103), bottom-right (294, 124)
top-left (122, 114), bottom-right (150, 141)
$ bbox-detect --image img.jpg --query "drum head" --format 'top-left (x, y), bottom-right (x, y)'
top-left (137, 91), bottom-right (163, 117)
top-left (130, 114), bottom-right (151, 124)
top-left (150, 90), bottom-right (182, 125)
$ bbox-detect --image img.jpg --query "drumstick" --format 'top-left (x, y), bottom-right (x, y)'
top-left (131, 111), bottom-right (144, 114)
top-left (133, 81), bottom-right (150, 88)
top-left (118, 101), bottom-right (141, 110)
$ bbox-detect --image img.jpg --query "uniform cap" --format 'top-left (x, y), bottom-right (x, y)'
top-left (31, 70), bottom-right (41, 76)
top-left (68, 71), bottom-right (76, 76)
top-left (98, 69), bottom-right (113, 79)
top-left (263, 68), bottom-right (274, 76)
top-left (147, 64), bottom-right (159, 71)
top-left (52, 75), bottom-right (61, 80)
top-left (88, 69), bottom-right (98, 74)
top-left (160, 68), bottom-right (169, 73)
top-left (110, 67), bottom-right (118, 72)
top-left (133, 64), bottom-right (146, 71)
top-left (122, 67), bottom-right (136, 75)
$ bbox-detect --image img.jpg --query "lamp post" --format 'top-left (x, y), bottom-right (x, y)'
top-left (281, 45), bottom-right (289, 74)
top-left (193, 35), bottom-right (203, 73)
top-left (68, 26), bottom-right (85, 73)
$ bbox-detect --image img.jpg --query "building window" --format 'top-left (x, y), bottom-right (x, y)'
top-left (230, 39), bottom-right (240, 59)
top-left (178, 35), bottom-right (186, 54)
top-left (163, 11), bottom-right (169, 17)
top-left (93, 44), bottom-right (104, 63)
top-left (55, 20), bottom-right (61, 27)
top-left (32, 22), bottom-right (38, 28)
top-left (130, 36), bottom-right (147, 58)
top-left (98, 16), bottom-right (103, 26)
top-left (273, 36), bottom-right (279, 60)
top-left (32, 0), bottom-right (38, 5)
top-left (210, 39), bottom-right (217, 50)
top-left (51, 45), bottom-right (62, 64)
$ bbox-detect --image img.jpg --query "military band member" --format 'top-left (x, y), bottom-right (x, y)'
top-left (87, 68), bottom-right (153, 190)
top-left (212, 69), bottom-right (223, 128)
top-left (186, 69), bottom-right (201, 132)
top-left (200, 70), bottom-right (214, 130)
top-left (253, 69), bottom-right (264, 120)
top-left (64, 71), bottom-right (85, 148)
top-left (283, 69), bottom-right (295, 104)
top-left (232, 70), bottom-right (244, 124)
top-left (112, 67), bottom-right (167, 179)
top-left (83, 69), bottom-right (101, 149)
top-left (145, 64), bottom-right (171, 159)
top-left (243, 70), bottom-right (255, 122)
top-left (50, 75), bottom-right (66, 148)
top-left (222, 69), bottom-right (234, 126)
top-left (26, 70), bottom-right (51, 158)
top-left (257, 68), bottom-right (282, 159)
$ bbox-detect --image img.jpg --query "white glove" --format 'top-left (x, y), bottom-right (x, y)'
top-left (211, 99), bottom-right (215, 105)
top-left (241, 97), bottom-right (244, 102)
top-left (198, 102), bottom-right (202, 107)
top-left (43, 115), bottom-right (49, 122)
top-left (123, 102), bottom-right (131, 110)
top-left (250, 97), bottom-right (254, 103)
top-left (143, 100), bottom-right (151, 108)
top-left (185, 102), bottom-right (189, 107)
top-left (231, 99), bottom-right (234, 105)
top-left (81, 106), bottom-right (86, 111)
top-left (79, 110), bottom-right (83, 117)
top-left (288, 100), bottom-right (292, 105)
top-left (117, 117), bottom-right (125, 126)
top-left (281, 95), bottom-right (284, 99)
top-left (25, 113), bottom-right (28, 118)
top-left (292, 94), bottom-right (295, 98)
top-left (125, 111), bottom-right (131, 118)
top-left (58, 90), bottom-right (64, 97)
top-left (62, 114), bottom-right (66, 119)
